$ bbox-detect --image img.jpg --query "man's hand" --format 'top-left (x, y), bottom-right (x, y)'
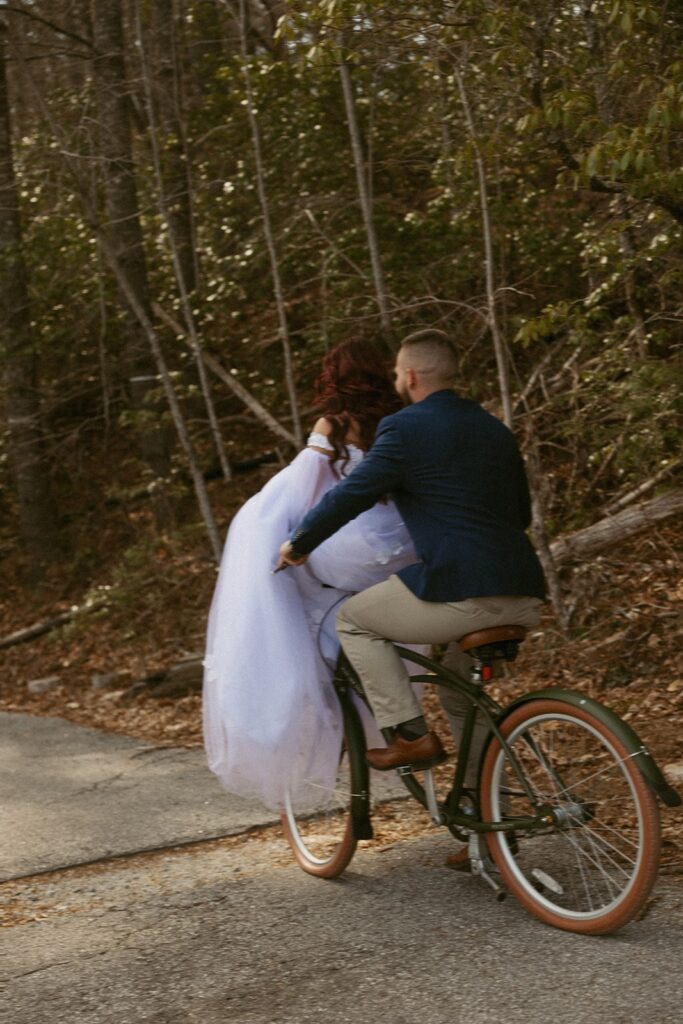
top-left (274, 540), bottom-right (308, 572)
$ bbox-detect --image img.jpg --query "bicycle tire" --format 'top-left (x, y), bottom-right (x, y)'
top-left (480, 698), bottom-right (661, 935)
top-left (280, 728), bottom-right (359, 879)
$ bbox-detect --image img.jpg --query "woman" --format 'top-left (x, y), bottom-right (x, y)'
top-left (203, 340), bottom-right (420, 811)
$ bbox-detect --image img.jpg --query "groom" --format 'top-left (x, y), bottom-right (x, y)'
top-left (278, 329), bottom-right (545, 773)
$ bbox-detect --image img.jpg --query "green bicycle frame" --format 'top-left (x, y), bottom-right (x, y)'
top-left (334, 645), bottom-right (680, 841)
top-left (392, 646), bottom-right (552, 833)
top-left (334, 648), bottom-right (551, 838)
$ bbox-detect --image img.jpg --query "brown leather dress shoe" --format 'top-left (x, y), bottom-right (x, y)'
top-left (366, 731), bottom-right (447, 772)
top-left (444, 846), bottom-right (471, 872)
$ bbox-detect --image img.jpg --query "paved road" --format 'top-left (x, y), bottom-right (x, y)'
top-left (0, 712), bottom-right (276, 880)
top-left (2, 710), bottom-right (683, 1023)
top-left (3, 831), bottom-right (683, 1024)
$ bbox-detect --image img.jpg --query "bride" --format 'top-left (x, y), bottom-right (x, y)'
top-left (203, 340), bottom-right (421, 812)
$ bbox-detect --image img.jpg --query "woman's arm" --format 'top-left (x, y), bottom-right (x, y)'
top-left (307, 417), bottom-right (335, 456)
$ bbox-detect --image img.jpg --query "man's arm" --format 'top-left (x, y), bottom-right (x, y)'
top-left (287, 419), bottom-right (405, 557)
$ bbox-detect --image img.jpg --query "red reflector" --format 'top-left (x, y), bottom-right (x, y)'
top-left (482, 665), bottom-right (493, 681)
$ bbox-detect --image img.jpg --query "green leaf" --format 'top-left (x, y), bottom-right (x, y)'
top-left (647, 104), bottom-right (660, 127)
top-left (586, 146), bottom-right (601, 177)
top-left (546, 106), bottom-right (561, 128)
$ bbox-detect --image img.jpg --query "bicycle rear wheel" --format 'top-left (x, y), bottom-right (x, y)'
top-left (480, 698), bottom-right (660, 934)
top-left (280, 730), bottom-right (358, 878)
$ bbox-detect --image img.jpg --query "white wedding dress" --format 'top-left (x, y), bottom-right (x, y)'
top-left (203, 433), bottom-right (421, 812)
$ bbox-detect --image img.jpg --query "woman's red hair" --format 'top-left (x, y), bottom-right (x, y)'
top-left (313, 340), bottom-right (400, 468)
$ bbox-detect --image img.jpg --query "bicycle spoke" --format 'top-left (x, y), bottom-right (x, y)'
top-left (577, 813), bottom-right (640, 857)
top-left (559, 822), bottom-right (632, 886)
top-left (572, 830), bottom-right (596, 912)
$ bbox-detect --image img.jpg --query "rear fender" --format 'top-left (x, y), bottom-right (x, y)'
top-left (504, 688), bottom-right (681, 808)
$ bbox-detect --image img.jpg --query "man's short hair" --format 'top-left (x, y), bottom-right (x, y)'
top-left (399, 329), bottom-right (458, 385)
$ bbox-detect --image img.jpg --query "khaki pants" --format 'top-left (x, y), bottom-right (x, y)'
top-left (336, 575), bottom-right (543, 786)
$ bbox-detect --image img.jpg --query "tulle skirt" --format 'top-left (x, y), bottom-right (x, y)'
top-left (202, 448), bottom-right (422, 811)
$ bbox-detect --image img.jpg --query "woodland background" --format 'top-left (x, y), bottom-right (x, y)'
top-left (0, 1), bottom-right (681, 855)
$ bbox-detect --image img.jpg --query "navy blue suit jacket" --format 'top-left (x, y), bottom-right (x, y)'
top-left (290, 390), bottom-right (546, 603)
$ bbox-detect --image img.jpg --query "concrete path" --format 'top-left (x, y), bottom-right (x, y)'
top-left (0, 712), bottom-right (275, 881)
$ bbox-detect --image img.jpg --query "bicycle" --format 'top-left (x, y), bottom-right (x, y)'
top-left (281, 625), bottom-right (681, 935)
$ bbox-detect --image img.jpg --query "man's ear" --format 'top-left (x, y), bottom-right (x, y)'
top-left (407, 368), bottom-right (418, 390)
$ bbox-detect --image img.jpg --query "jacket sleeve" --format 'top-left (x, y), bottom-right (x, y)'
top-left (289, 418), bottom-right (405, 555)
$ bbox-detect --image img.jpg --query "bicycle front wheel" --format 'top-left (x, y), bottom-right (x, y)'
top-left (280, 731), bottom-right (358, 878)
top-left (480, 699), bottom-right (661, 934)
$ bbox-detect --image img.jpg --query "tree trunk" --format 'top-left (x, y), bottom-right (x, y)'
top-left (0, 12), bottom-right (59, 568)
top-left (338, 56), bottom-right (392, 342)
top-left (524, 439), bottom-right (570, 632)
top-left (149, 0), bottom-right (198, 296)
top-left (452, 62), bottom-right (513, 428)
top-left (239, 0), bottom-right (302, 448)
top-left (95, 232), bottom-right (223, 562)
top-left (91, 0), bottom-right (173, 522)
top-left (135, 0), bottom-right (231, 480)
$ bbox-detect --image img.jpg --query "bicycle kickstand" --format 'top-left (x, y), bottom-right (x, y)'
top-left (467, 833), bottom-right (506, 902)
top-left (424, 773), bottom-right (506, 902)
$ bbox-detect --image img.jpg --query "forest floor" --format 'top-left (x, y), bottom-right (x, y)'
top-left (1, 449), bottom-right (682, 872)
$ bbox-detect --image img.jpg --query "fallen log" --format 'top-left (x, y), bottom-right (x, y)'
top-left (550, 486), bottom-right (683, 566)
top-left (0, 598), bottom-right (108, 651)
top-left (122, 656), bottom-right (203, 700)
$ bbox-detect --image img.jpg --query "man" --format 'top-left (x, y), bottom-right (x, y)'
top-left (278, 329), bottom-right (545, 774)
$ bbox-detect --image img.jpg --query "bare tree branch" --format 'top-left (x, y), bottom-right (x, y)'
top-left (152, 302), bottom-right (298, 447)
top-left (602, 460), bottom-right (683, 517)
top-left (4, 4), bottom-right (94, 50)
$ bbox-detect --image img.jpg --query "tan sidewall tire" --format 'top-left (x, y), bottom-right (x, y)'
top-left (280, 734), bottom-right (359, 879)
top-left (280, 810), bottom-right (357, 879)
top-left (480, 699), bottom-right (661, 935)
